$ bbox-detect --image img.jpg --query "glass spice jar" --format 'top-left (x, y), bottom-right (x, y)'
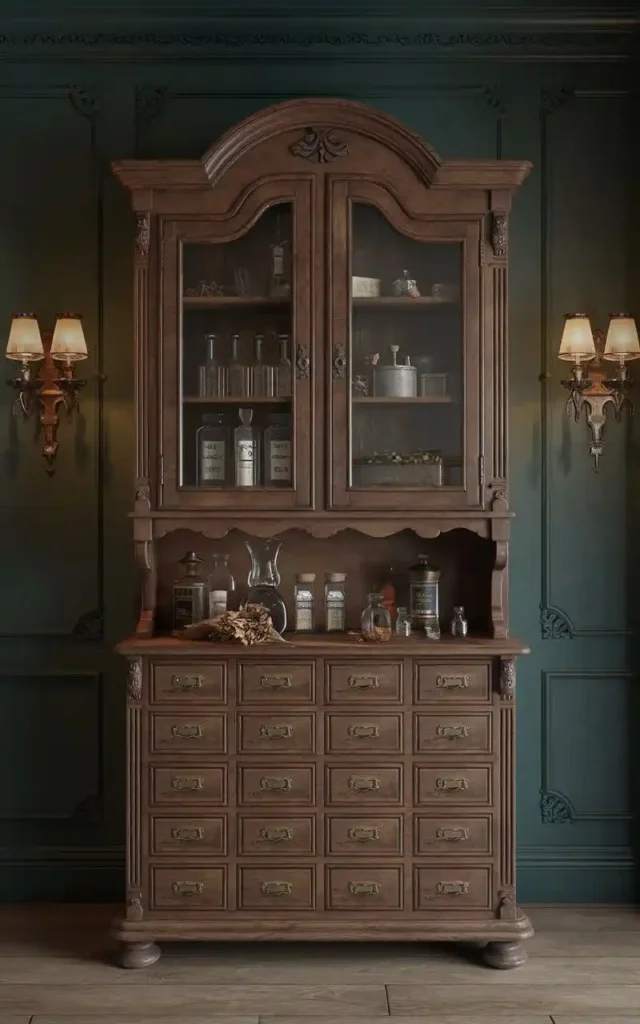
top-left (450, 605), bottom-right (469, 637)
top-left (361, 592), bottom-right (392, 642)
top-left (324, 572), bottom-right (347, 632)
top-left (408, 554), bottom-right (441, 638)
top-left (395, 606), bottom-right (412, 636)
top-left (294, 573), bottom-right (316, 632)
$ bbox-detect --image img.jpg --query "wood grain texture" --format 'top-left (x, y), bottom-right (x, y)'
top-left (387, 984), bottom-right (640, 1015)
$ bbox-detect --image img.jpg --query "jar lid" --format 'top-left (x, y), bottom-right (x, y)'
top-left (296, 573), bottom-right (316, 583)
top-left (325, 572), bottom-right (347, 583)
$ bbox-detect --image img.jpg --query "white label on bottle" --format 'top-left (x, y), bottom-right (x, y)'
top-left (269, 439), bottom-right (292, 483)
top-left (200, 440), bottom-right (225, 481)
top-left (236, 439), bottom-right (256, 486)
top-left (209, 589), bottom-right (228, 617)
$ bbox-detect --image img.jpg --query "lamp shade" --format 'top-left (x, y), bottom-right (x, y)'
top-left (603, 314), bottom-right (640, 361)
top-left (558, 313), bottom-right (596, 363)
top-left (50, 314), bottom-right (88, 362)
top-left (6, 314), bottom-right (44, 362)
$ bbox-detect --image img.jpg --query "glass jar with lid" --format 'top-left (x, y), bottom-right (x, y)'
top-left (408, 554), bottom-right (441, 638)
top-left (324, 572), bottom-right (347, 632)
top-left (195, 413), bottom-right (229, 487)
top-left (264, 412), bottom-right (292, 487)
top-left (294, 573), bottom-right (316, 632)
top-left (361, 593), bottom-right (392, 642)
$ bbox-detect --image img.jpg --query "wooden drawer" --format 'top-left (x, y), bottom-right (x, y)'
top-left (325, 713), bottom-right (402, 754)
top-left (414, 815), bottom-right (492, 856)
top-left (326, 816), bottom-right (402, 856)
top-left (238, 815), bottom-right (315, 855)
top-left (326, 663), bottom-right (402, 704)
top-left (150, 713), bottom-right (227, 755)
top-left (414, 713), bottom-right (492, 755)
top-left (326, 766), bottom-right (402, 806)
top-left (238, 765), bottom-right (315, 806)
top-left (326, 866), bottom-right (403, 910)
top-left (414, 866), bottom-right (492, 910)
top-left (238, 663), bottom-right (315, 704)
top-left (150, 766), bottom-right (226, 806)
top-left (151, 663), bottom-right (226, 704)
top-left (151, 867), bottom-right (226, 910)
top-left (415, 663), bottom-right (491, 703)
top-left (414, 766), bottom-right (492, 806)
top-left (238, 866), bottom-right (315, 910)
top-left (151, 816), bottom-right (227, 856)
top-left (237, 713), bottom-right (315, 754)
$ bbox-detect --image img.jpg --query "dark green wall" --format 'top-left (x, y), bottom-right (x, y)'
top-left (0, 1), bottom-right (637, 901)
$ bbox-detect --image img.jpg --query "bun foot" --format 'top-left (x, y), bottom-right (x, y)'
top-left (483, 940), bottom-right (527, 970)
top-left (118, 941), bottom-right (161, 969)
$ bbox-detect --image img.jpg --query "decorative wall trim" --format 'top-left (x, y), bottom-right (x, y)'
top-left (540, 788), bottom-right (574, 823)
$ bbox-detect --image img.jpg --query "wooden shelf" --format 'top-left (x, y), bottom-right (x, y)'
top-left (353, 296), bottom-right (455, 309)
top-left (184, 396), bottom-right (291, 404)
top-left (183, 296), bottom-right (290, 309)
top-left (353, 395), bottom-right (453, 404)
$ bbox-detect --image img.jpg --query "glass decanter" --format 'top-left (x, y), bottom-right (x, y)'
top-left (361, 592), bottom-right (392, 641)
top-left (245, 538), bottom-right (287, 634)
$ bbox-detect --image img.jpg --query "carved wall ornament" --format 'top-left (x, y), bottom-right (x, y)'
top-left (540, 789), bottom-right (574, 824)
top-left (540, 605), bottom-right (573, 640)
top-left (126, 889), bottom-right (144, 921)
top-left (128, 659), bottom-right (142, 703)
top-left (492, 212), bottom-right (508, 257)
top-left (72, 607), bottom-right (104, 641)
top-left (296, 345), bottom-right (311, 380)
top-left (333, 346), bottom-right (347, 379)
top-left (135, 212), bottom-right (150, 259)
top-left (499, 658), bottom-right (515, 701)
top-left (291, 127), bottom-right (349, 164)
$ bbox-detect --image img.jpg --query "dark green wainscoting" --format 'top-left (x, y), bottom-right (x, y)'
top-left (0, 1), bottom-right (638, 902)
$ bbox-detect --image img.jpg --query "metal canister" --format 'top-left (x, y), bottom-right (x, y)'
top-left (372, 345), bottom-right (417, 397)
top-left (408, 554), bottom-right (440, 632)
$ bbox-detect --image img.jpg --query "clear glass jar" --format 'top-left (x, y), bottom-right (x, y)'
top-left (324, 572), bottom-right (346, 632)
top-left (208, 553), bottom-right (236, 618)
top-left (195, 412), bottom-right (229, 487)
top-left (246, 538), bottom-right (287, 633)
top-left (228, 333), bottom-right (250, 396)
top-left (264, 412), bottom-right (292, 487)
top-left (172, 551), bottom-right (208, 630)
top-left (395, 606), bottom-right (412, 636)
top-left (251, 333), bottom-right (275, 397)
top-left (294, 573), bottom-right (316, 632)
top-left (361, 592), bottom-right (392, 642)
top-left (197, 333), bottom-right (226, 397)
top-left (450, 605), bottom-right (469, 637)
top-left (275, 333), bottom-right (292, 397)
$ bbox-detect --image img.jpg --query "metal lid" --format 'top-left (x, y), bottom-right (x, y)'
top-left (325, 572), bottom-right (347, 583)
top-left (296, 573), bottom-right (316, 583)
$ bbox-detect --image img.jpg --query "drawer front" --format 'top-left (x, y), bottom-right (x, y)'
top-left (326, 816), bottom-right (402, 856)
top-left (150, 766), bottom-right (226, 806)
top-left (151, 866), bottom-right (226, 910)
top-left (152, 663), bottom-right (226, 704)
top-left (238, 815), bottom-right (315, 855)
top-left (414, 815), bottom-right (492, 856)
top-left (415, 663), bottom-right (491, 703)
top-left (238, 713), bottom-right (315, 754)
top-left (150, 713), bottom-right (227, 754)
top-left (414, 866), bottom-right (492, 910)
top-left (326, 713), bottom-right (402, 754)
top-left (151, 816), bottom-right (226, 856)
top-left (414, 766), bottom-right (491, 806)
top-left (238, 866), bottom-right (315, 910)
top-left (326, 663), bottom-right (402, 704)
top-left (414, 713), bottom-right (492, 755)
top-left (238, 765), bottom-right (315, 806)
top-left (326, 766), bottom-right (402, 806)
top-left (326, 866), bottom-right (403, 910)
top-left (238, 663), bottom-right (314, 704)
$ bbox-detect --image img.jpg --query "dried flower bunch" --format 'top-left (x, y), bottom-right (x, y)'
top-left (355, 450), bottom-right (442, 466)
top-left (360, 625), bottom-right (393, 643)
top-left (179, 604), bottom-right (286, 645)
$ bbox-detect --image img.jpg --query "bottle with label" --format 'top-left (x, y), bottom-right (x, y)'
top-left (197, 333), bottom-right (226, 398)
top-left (172, 551), bottom-right (208, 630)
top-left (195, 412), bottom-right (229, 487)
top-left (294, 573), bottom-right (316, 632)
top-left (264, 412), bottom-right (292, 487)
top-left (408, 554), bottom-right (441, 638)
top-left (324, 572), bottom-right (347, 632)
top-left (228, 333), bottom-right (250, 396)
top-left (208, 553), bottom-right (236, 618)
top-left (275, 333), bottom-right (292, 397)
top-left (234, 407), bottom-right (260, 487)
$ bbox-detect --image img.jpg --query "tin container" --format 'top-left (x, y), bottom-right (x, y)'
top-left (373, 345), bottom-right (417, 397)
top-left (408, 554), bottom-right (441, 633)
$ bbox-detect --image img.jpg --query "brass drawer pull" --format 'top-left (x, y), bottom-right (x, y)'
top-left (260, 826), bottom-right (293, 842)
top-left (349, 775), bottom-right (380, 791)
top-left (436, 724), bottom-right (469, 740)
top-left (349, 881), bottom-right (381, 896)
top-left (436, 826), bottom-right (469, 842)
top-left (260, 880), bottom-right (292, 896)
top-left (172, 881), bottom-right (204, 896)
top-left (348, 674), bottom-right (380, 690)
top-left (436, 880), bottom-right (470, 896)
top-left (260, 723), bottom-right (293, 739)
top-left (171, 674), bottom-right (203, 691)
top-left (436, 674), bottom-right (470, 690)
top-left (348, 723), bottom-right (380, 739)
top-left (171, 775), bottom-right (204, 790)
top-left (348, 826), bottom-right (380, 842)
top-left (436, 776), bottom-right (469, 792)
top-left (260, 776), bottom-right (292, 792)
top-left (260, 674), bottom-right (292, 689)
top-left (171, 724), bottom-right (204, 739)
top-left (171, 826), bottom-right (204, 842)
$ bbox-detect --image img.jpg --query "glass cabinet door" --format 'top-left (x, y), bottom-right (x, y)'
top-left (329, 183), bottom-right (482, 510)
top-left (160, 185), bottom-right (313, 509)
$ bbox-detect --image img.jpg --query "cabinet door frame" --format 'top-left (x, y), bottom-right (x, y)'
top-left (159, 179), bottom-right (314, 511)
top-left (327, 178), bottom-right (484, 512)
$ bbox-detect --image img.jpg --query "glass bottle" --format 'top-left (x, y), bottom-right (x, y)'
top-left (324, 572), bottom-right (347, 632)
top-left (381, 569), bottom-right (396, 624)
top-left (275, 333), bottom-right (292, 397)
top-left (208, 553), bottom-right (236, 618)
top-left (264, 412), bottom-right (292, 487)
top-left (361, 592), bottom-right (392, 641)
top-left (195, 412), bottom-right (229, 487)
top-left (408, 554), bottom-right (441, 638)
top-left (234, 408), bottom-right (260, 487)
top-left (172, 551), bottom-right (208, 630)
top-left (450, 605), bottom-right (469, 637)
top-left (294, 573), bottom-right (316, 632)
top-left (197, 333), bottom-right (226, 398)
top-left (251, 333), bottom-right (275, 397)
top-left (228, 333), bottom-right (250, 396)
top-left (395, 606), bottom-right (412, 636)
top-left (246, 538), bottom-right (287, 633)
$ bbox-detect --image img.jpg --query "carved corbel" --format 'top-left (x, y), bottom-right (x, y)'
top-left (497, 884), bottom-right (517, 921)
top-left (499, 658), bottom-right (515, 702)
top-left (133, 493), bottom-right (156, 636)
top-left (135, 212), bottom-right (150, 261)
top-left (491, 212), bottom-right (508, 258)
top-left (126, 888), bottom-right (144, 921)
top-left (127, 659), bottom-right (142, 704)
top-left (490, 483), bottom-right (509, 512)
top-left (490, 539), bottom-right (509, 639)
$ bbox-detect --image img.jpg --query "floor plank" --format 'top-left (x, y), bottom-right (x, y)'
top-left (525, 906), bottom-right (640, 931)
top-left (387, 984), bottom-right (640, 1015)
top-left (33, 1018), bottom-right (258, 1024)
top-left (261, 1018), bottom-right (553, 1024)
top-left (528, 929), bottom-right (640, 957)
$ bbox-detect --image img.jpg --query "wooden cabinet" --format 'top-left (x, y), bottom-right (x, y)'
top-left (112, 98), bottom-right (532, 971)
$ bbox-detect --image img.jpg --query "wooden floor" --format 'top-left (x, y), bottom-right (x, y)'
top-left (0, 905), bottom-right (639, 1022)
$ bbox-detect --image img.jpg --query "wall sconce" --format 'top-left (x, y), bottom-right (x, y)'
top-left (558, 312), bottom-right (639, 470)
top-left (5, 313), bottom-right (88, 471)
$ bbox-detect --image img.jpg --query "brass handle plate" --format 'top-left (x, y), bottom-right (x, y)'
top-left (260, 776), bottom-right (293, 792)
top-left (171, 724), bottom-right (204, 739)
top-left (349, 881), bottom-right (381, 896)
top-left (435, 724), bottom-right (469, 740)
top-left (348, 826), bottom-right (380, 842)
top-left (436, 827), bottom-right (469, 842)
top-left (348, 723), bottom-right (380, 739)
top-left (260, 674), bottom-right (292, 689)
top-left (435, 776), bottom-right (469, 792)
top-left (171, 674), bottom-right (204, 691)
top-left (349, 776), bottom-right (380, 791)
top-left (171, 826), bottom-right (204, 842)
top-left (348, 674), bottom-right (380, 690)
top-left (172, 881), bottom-right (204, 896)
top-left (436, 880), bottom-right (470, 896)
top-left (260, 826), bottom-right (293, 842)
top-left (171, 775), bottom-right (204, 791)
top-left (260, 723), bottom-right (294, 739)
top-left (260, 880), bottom-right (292, 896)
top-left (436, 674), bottom-right (470, 690)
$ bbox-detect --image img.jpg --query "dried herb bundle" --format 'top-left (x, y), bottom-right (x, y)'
top-left (179, 603), bottom-right (287, 645)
